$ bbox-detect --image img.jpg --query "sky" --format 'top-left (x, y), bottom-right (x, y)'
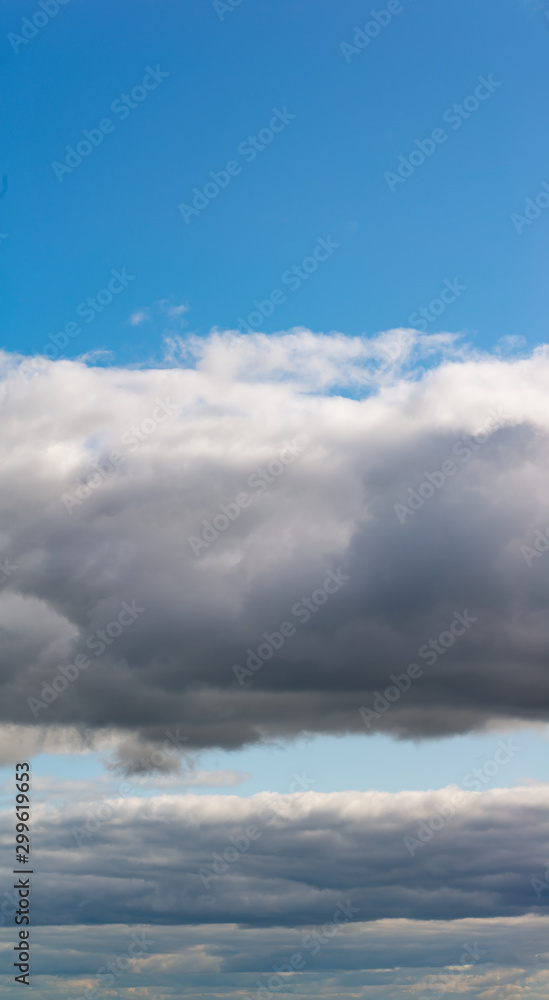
top-left (1, 0), bottom-right (549, 998)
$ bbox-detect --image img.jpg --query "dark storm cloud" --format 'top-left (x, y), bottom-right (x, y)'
top-left (2, 784), bottom-right (548, 927)
top-left (0, 333), bottom-right (548, 753)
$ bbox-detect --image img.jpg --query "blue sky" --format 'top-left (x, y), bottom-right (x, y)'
top-left (2, 2), bottom-right (549, 997)
top-left (1, 727), bottom-right (546, 802)
top-left (2, 0), bottom-right (549, 365)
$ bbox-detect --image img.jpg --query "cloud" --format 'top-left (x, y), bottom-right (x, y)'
top-left (0, 724), bottom-right (125, 766)
top-left (3, 784), bottom-right (549, 927)
top-left (129, 309), bottom-right (151, 326)
top-left (129, 299), bottom-right (188, 330)
top-left (159, 299), bottom-right (188, 319)
top-left (2, 916), bottom-right (549, 1000)
top-left (0, 331), bottom-right (548, 749)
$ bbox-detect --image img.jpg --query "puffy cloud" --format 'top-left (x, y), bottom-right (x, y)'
top-left (0, 331), bottom-right (548, 749)
top-left (2, 784), bottom-right (548, 927)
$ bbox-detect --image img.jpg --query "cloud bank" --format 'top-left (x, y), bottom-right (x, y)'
top-left (0, 330), bottom-right (548, 756)
top-left (1, 784), bottom-right (547, 927)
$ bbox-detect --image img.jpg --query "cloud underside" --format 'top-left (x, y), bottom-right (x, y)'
top-left (0, 331), bottom-right (548, 754)
top-left (1, 916), bottom-right (549, 999)
top-left (3, 781), bottom-right (549, 995)
top-left (4, 785), bottom-right (549, 926)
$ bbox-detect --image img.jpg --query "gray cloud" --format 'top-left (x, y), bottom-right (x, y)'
top-left (2, 916), bottom-right (549, 1000)
top-left (2, 784), bottom-right (548, 927)
top-left (0, 333), bottom-right (548, 751)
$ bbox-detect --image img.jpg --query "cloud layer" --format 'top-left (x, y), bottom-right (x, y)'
top-left (1, 784), bottom-right (547, 927)
top-left (3, 916), bottom-right (549, 1000)
top-left (0, 331), bottom-right (548, 754)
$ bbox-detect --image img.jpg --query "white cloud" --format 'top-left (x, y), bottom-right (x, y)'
top-left (2, 784), bottom-right (549, 925)
top-left (129, 309), bottom-right (151, 326)
top-left (0, 332), bottom-right (548, 748)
